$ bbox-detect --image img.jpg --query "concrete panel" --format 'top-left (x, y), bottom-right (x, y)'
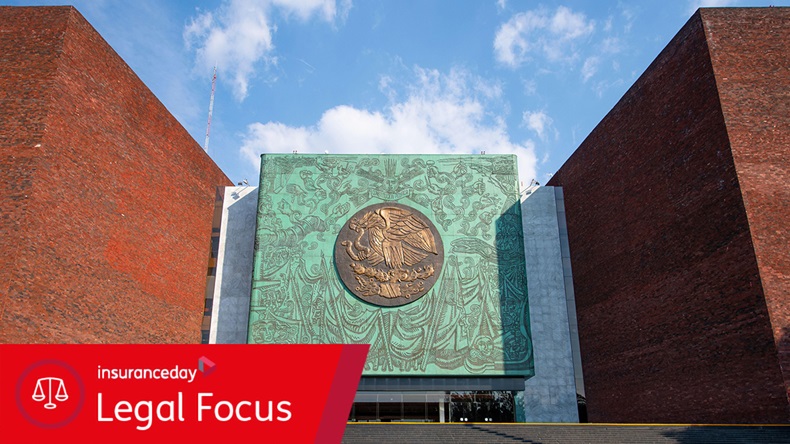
top-left (521, 186), bottom-right (579, 422)
top-left (209, 186), bottom-right (257, 344)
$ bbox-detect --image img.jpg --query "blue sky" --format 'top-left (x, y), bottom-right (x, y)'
top-left (9, 0), bottom-right (788, 186)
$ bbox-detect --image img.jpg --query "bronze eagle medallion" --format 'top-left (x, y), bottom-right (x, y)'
top-left (334, 202), bottom-right (444, 307)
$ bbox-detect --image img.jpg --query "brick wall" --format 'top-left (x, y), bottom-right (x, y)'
top-left (0, 7), bottom-right (231, 343)
top-left (0, 7), bottom-right (67, 343)
top-left (548, 9), bottom-right (788, 423)
top-left (702, 8), bottom-right (790, 404)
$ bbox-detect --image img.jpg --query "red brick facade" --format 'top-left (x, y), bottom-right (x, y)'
top-left (0, 7), bottom-right (231, 343)
top-left (548, 8), bottom-right (789, 423)
top-left (703, 8), bottom-right (790, 410)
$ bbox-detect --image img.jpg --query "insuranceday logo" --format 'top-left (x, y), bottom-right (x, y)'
top-left (15, 354), bottom-right (291, 432)
top-left (95, 354), bottom-right (291, 431)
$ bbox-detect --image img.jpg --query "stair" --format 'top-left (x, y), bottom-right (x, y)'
top-left (342, 423), bottom-right (790, 443)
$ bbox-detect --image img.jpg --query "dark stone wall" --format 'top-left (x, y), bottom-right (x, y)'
top-left (548, 9), bottom-right (788, 423)
top-left (702, 8), bottom-right (790, 405)
top-left (0, 7), bottom-right (231, 343)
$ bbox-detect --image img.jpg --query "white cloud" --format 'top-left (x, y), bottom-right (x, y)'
top-left (581, 56), bottom-right (599, 83)
top-left (240, 67), bottom-right (538, 183)
top-left (184, 1), bottom-right (273, 101)
top-left (184, 0), bottom-right (346, 101)
top-left (687, 0), bottom-right (737, 15)
top-left (600, 37), bottom-right (621, 54)
top-left (522, 110), bottom-right (553, 141)
top-left (494, 6), bottom-right (594, 68)
top-left (522, 78), bottom-right (537, 96)
top-left (271, 0), bottom-right (343, 21)
top-left (244, 121), bottom-right (312, 153)
top-left (549, 6), bottom-right (594, 40)
top-left (619, 4), bottom-right (636, 33)
top-left (592, 78), bottom-right (625, 98)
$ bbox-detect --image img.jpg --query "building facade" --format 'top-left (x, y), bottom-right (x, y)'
top-left (0, 6), bottom-right (230, 343)
top-left (208, 154), bottom-right (582, 422)
top-left (547, 8), bottom-right (790, 423)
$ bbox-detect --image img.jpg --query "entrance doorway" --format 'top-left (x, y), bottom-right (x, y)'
top-left (348, 391), bottom-right (520, 423)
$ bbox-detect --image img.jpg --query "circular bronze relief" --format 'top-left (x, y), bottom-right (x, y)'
top-left (334, 202), bottom-right (444, 307)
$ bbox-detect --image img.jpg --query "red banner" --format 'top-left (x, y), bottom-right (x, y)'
top-left (0, 344), bottom-right (368, 443)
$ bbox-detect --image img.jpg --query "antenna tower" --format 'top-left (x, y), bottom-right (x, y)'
top-left (203, 65), bottom-right (217, 153)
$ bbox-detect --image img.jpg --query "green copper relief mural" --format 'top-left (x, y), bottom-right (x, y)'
top-left (249, 154), bottom-right (533, 377)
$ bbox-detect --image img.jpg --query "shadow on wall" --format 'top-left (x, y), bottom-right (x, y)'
top-left (496, 200), bottom-right (533, 377)
top-left (661, 327), bottom-right (790, 442)
top-left (445, 198), bottom-right (534, 378)
top-left (661, 426), bottom-right (790, 443)
top-left (578, 394), bottom-right (587, 423)
top-left (780, 326), bottom-right (790, 406)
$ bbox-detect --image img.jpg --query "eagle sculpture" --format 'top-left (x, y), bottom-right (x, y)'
top-left (343, 207), bottom-right (438, 269)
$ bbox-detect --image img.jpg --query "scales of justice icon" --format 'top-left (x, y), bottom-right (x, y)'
top-left (32, 377), bottom-right (68, 409)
